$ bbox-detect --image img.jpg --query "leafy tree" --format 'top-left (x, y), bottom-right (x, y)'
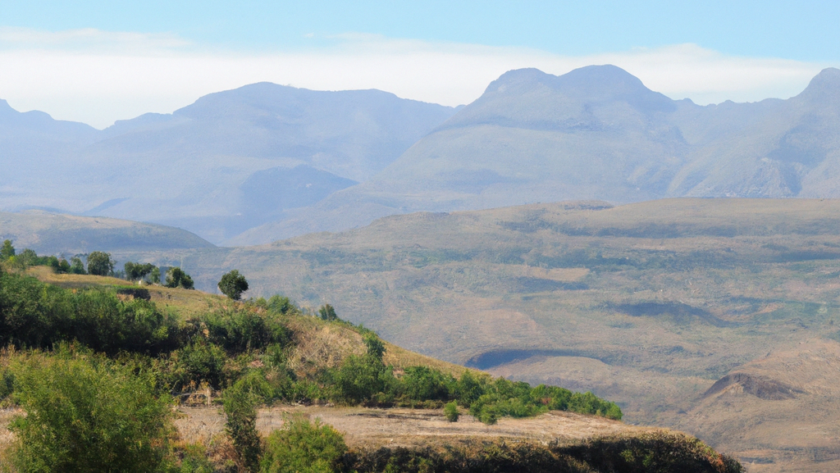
top-left (87, 251), bottom-right (114, 276)
top-left (261, 417), bottom-right (347, 473)
top-left (363, 333), bottom-right (385, 360)
top-left (48, 255), bottom-right (61, 272)
top-left (333, 335), bottom-right (393, 405)
top-left (17, 249), bottom-right (39, 268)
top-left (8, 348), bottom-right (174, 472)
top-left (1, 239), bottom-right (15, 260)
top-left (125, 262), bottom-right (156, 281)
top-left (69, 256), bottom-right (87, 274)
top-left (218, 269), bottom-right (249, 300)
top-left (165, 267), bottom-right (194, 289)
top-left (58, 258), bottom-right (71, 273)
top-left (150, 266), bottom-right (161, 284)
top-left (318, 304), bottom-right (338, 322)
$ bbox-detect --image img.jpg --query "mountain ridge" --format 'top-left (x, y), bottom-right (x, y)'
top-left (230, 65), bottom-right (840, 245)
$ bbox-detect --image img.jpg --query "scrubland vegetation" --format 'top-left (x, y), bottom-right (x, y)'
top-left (1, 253), bottom-right (729, 472)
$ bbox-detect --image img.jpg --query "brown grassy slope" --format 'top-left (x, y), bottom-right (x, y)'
top-left (0, 210), bottom-right (213, 254)
top-left (675, 340), bottom-right (840, 471)
top-left (128, 197), bottom-right (840, 472)
top-left (27, 266), bottom-right (470, 379)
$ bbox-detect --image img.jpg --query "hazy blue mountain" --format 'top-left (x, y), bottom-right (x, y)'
top-left (229, 66), bottom-right (840, 245)
top-left (6, 67), bottom-right (840, 246)
top-left (0, 84), bottom-right (457, 243)
top-left (0, 100), bottom-right (100, 206)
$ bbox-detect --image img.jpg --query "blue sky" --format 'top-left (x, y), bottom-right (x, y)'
top-left (1, 1), bottom-right (837, 127)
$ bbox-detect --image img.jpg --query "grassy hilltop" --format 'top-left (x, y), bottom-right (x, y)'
top-left (146, 197), bottom-right (840, 471)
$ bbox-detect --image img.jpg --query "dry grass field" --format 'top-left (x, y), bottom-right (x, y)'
top-left (174, 405), bottom-right (658, 450)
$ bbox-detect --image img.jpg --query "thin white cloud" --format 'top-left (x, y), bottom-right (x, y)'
top-left (0, 27), bottom-right (191, 52)
top-left (0, 28), bottom-right (828, 128)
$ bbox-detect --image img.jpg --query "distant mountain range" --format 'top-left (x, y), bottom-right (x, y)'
top-left (0, 85), bottom-right (456, 243)
top-left (2, 66), bottom-right (840, 245)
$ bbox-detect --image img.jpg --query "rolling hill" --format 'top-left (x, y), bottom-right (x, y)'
top-left (0, 210), bottom-right (214, 255)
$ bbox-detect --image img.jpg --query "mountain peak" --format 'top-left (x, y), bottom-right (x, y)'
top-left (485, 65), bottom-right (674, 113)
top-left (797, 68), bottom-right (840, 103)
top-left (0, 99), bottom-right (17, 117)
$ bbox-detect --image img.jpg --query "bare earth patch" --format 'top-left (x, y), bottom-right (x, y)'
top-left (176, 405), bottom-right (659, 449)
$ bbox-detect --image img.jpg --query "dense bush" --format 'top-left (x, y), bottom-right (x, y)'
top-left (323, 330), bottom-right (622, 422)
top-left (261, 417), bottom-right (347, 473)
top-left (0, 271), bottom-right (179, 354)
top-left (201, 308), bottom-right (292, 353)
top-left (224, 372), bottom-right (272, 472)
top-left (8, 348), bottom-right (174, 473)
top-left (400, 366), bottom-right (455, 401)
top-left (444, 401), bottom-right (459, 422)
top-left (255, 295), bottom-right (299, 315)
top-left (164, 339), bottom-right (228, 391)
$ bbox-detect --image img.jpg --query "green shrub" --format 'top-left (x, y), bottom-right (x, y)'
top-left (0, 271), bottom-right (179, 354)
top-left (176, 443), bottom-right (215, 473)
top-left (444, 401), bottom-right (459, 422)
top-left (318, 304), bottom-right (338, 322)
top-left (202, 308), bottom-right (291, 354)
top-left (333, 353), bottom-right (394, 405)
top-left (8, 348), bottom-right (174, 472)
top-left (224, 372), bottom-right (271, 472)
top-left (400, 366), bottom-right (455, 401)
top-left (261, 417), bottom-right (347, 473)
top-left (257, 295), bottom-right (298, 315)
top-left (167, 340), bottom-right (228, 391)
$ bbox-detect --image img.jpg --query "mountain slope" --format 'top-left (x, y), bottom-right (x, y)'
top-left (0, 100), bottom-right (100, 209)
top-left (232, 66), bottom-right (840, 245)
top-left (0, 85), bottom-right (457, 243)
top-left (0, 210), bottom-right (214, 255)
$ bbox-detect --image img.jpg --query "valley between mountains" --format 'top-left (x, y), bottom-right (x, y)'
top-left (110, 198), bottom-right (840, 471)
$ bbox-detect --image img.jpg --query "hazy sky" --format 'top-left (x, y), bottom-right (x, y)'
top-left (1, 1), bottom-right (837, 128)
